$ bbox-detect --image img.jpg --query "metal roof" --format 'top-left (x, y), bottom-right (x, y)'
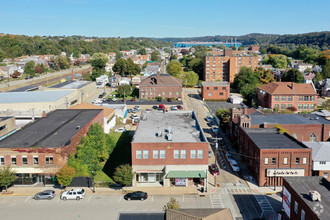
top-left (0, 90), bottom-right (76, 104)
top-left (250, 114), bottom-right (330, 125)
top-left (303, 142), bottom-right (330, 162)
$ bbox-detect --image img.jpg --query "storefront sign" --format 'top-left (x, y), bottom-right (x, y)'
top-left (267, 168), bottom-right (304, 177)
top-left (175, 178), bottom-right (186, 186)
top-left (282, 186), bottom-right (291, 218)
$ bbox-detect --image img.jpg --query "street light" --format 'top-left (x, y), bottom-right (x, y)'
top-left (215, 142), bottom-right (218, 187)
top-left (91, 170), bottom-right (96, 193)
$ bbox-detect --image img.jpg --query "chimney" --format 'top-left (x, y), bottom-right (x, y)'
top-left (243, 107), bottom-right (248, 115)
top-left (291, 82), bottom-right (294, 90)
top-left (42, 111), bottom-right (47, 117)
top-left (72, 69), bottom-right (74, 81)
top-left (157, 71), bottom-right (160, 84)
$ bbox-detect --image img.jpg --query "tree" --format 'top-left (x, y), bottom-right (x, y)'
top-left (11, 70), bottom-right (21, 78)
top-left (0, 166), bottom-right (16, 192)
top-left (179, 55), bottom-right (194, 69)
top-left (24, 61), bottom-right (35, 77)
top-left (257, 67), bottom-right (275, 84)
top-left (216, 108), bottom-right (230, 128)
top-left (321, 99), bottom-right (330, 110)
top-left (282, 69), bottom-right (304, 83)
top-left (181, 71), bottom-right (199, 87)
top-left (113, 164), bottom-right (133, 188)
top-left (35, 65), bottom-right (43, 74)
top-left (170, 54), bottom-right (177, 61)
top-left (73, 50), bottom-right (81, 58)
top-left (163, 198), bottom-right (180, 211)
top-left (117, 84), bottom-right (132, 97)
top-left (138, 48), bottom-right (146, 55)
top-left (58, 56), bottom-right (70, 69)
top-left (57, 165), bottom-right (75, 188)
top-left (164, 48), bottom-right (171, 53)
top-left (189, 58), bottom-right (204, 80)
top-left (151, 51), bottom-right (161, 61)
top-left (313, 72), bottom-right (323, 85)
top-left (90, 53), bottom-right (109, 80)
top-left (166, 60), bottom-right (182, 77)
top-left (113, 58), bottom-right (128, 76)
top-left (322, 60), bottom-right (330, 79)
top-left (267, 54), bottom-right (288, 69)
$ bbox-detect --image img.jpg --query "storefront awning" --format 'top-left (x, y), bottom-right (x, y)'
top-left (166, 170), bottom-right (206, 178)
top-left (136, 170), bottom-right (163, 173)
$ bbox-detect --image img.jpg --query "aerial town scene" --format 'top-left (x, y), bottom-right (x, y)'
top-left (0, 1), bottom-right (329, 220)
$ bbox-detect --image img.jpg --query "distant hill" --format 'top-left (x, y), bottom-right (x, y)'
top-left (156, 32), bottom-right (330, 49)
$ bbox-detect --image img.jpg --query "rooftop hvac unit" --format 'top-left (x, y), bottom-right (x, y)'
top-left (156, 131), bottom-right (162, 137)
top-left (167, 134), bottom-right (172, 141)
top-left (309, 190), bottom-right (321, 202)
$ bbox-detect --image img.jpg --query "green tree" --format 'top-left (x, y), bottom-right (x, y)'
top-left (113, 164), bottom-right (133, 188)
top-left (282, 69), bottom-right (304, 83)
top-left (216, 108), bottom-right (230, 128)
top-left (24, 61), bottom-right (35, 77)
top-left (268, 54), bottom-right (288, 69)
top-left (163, 198), bottom-right (180, 211)
top-left (117, 84), bottom-right (132, 97)
top-left (151, 51), bottom-right (161, 61)
top-left (322, 99), bottom-right (330, 110)
top-left (181, 71), bottom-right (199, 87)
top-left (189, 58), bottom-right (204, 80)
top-left (116, 51), bottom-right (123, 60)
top-left (166, 60), bottom-right (182, 77)
top-left (58, 56), bottom-right (70, 69)
top-left (113, 58), bottom-right (128, 76)
top-left (179, 55), bottom-right (194, 69)
top-left (90, 53), bottom-right (109, 80)
top-left (138, 48), bottom-right (146, 55)
top-left (0, 166), bottom-right (16, 192)
top-left (57, 165), bottom-right (75, 188)
top-left (322, 60), bottom-right (330, 79)
top-left (314, 72), bottom-right (323, 85)
top-left (170, 54), bottom-right (177, 61)
top-left (164, 48), bottom-right (171, 53)
top-left (73, 50), bottom-right (81, 58)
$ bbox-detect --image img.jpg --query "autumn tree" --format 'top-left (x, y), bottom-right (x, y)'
top-left (257, 67), bottom-right (275, 84)
top-left (113, 164), bottom-right (134, 188)
top-left (0, 166), bottom-right (16, 192)
top-left (57, 165), bottom-right (75, 188)
top-left (163, 198), bottom-right (180, 210)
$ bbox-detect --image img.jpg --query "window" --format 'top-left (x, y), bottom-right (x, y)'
top-left (274, 96), bottom-right (279, 101)
top-left (45, 156), bottom-right (54, 165)
top-left (169, 92), bottom-right (172, 96)
top-left (299, 96), bottom-right (303, 101)
top-left (323, 172), bottom-right (329, 178)
top-left (0, 125), bottom-right (6, 131)
top-left (288, 96), bottom-right (293, 101)
top-left (304, 104), bottom-right (308, 109)
top-left (303, 158), bottom-right (307, 164)
top-left (310, 133), bottom-right (316, 142)
top-left (214, 87), bottom-right (218, 90)
top-left (136, 150), bottom-right (142, 159)
top-left (153, 150), bottom-right (159, 159)
top-left (176, 92), bottom-right (179, 95)
top-left (0, 156), bottom-right (4, 165)
top-left (143, 150), bottom-right (149, 159)
top-left (320, 161), bottom-right (326, 165)
top-left (163, 92), bottom-right (165, 96)
top-left (304, 96), bottom-right (308, 101)
top-left (191, 150), bottom-right (196, 159)
top-left (310, 96), bottom-right (315, 101)
top-left (219, 92), bottom-right (223, 95)
top-left (181, 150), bottom-right (186, 159)
top-left (284, 157), bottom-right (288, 165)
top-left (281, 96), bottom-right (286, 101)
top-left (222, 87), bottom-right (226, 90)
top-left (33, 156), bottom-right (39, 165)
top-left (281, 104), bottom-right (286, 110)
top-left (298, 104), bottom-right (303, 110)
top-left (310, 104), bottom-right (314, 109)
top-left (11, 157), bottom-right (16, 165)
top-left (264, 158), bottom-right (269, 165)
top-left (295, 157), bottom-right (300, 165)
top-left (294, 201), bottom-right (298, 214)
top-left (160, 150), bottom-right (166, 159)
top-left (208, 92), bottom-right (212, 96)
top-left (288, 104), bottom-right (292, 109)
top-left (274, 104), bottom-right (279, 109)
top-left (197, 150), bottom-right (203, 159)
top-left (174, 150), bottom-right (179, 159)
top-left (272, 158), bottom-right (276, 165)
top-left (22, 156), bottom-right (28, 165)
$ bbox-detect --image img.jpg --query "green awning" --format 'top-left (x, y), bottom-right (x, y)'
top-left (166, 170), bottom-right (206, 178)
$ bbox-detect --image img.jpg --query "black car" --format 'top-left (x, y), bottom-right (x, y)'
top-left (124, 191), bottom-right (148, 201)
top-left (98, 92), bottom-right (106, 98)
top-left (152, 105), bottom-right (158, 109)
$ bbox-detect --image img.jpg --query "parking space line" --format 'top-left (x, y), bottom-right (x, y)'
top-left (182, 195), bottom-right (184, 202)
top-left (24, 196), bottom-right (31, 203)
top-left (88, 195), bottom-right (92, 202)
top-left (56, 197), bottom-right (60, 203)
top-left (119, 196), bottom-right (122, 202)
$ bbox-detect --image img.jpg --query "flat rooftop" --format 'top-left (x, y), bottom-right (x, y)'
top-left (201, 81), bottom-right (229, 87)
top-left (132, 111), bottom-right (206, 143)
top-left (50, 80), bottom-right (90, 89)
top-left (284, 177), bottom-right (330, 219)
top-left (0, 90), bottom-right (75, 104)
top-left (243, 128), bottom-right (309, 149)
top-left (0, 109), bottom-right (102, 148)
top-left (250, 114), bottom-right (330, 125)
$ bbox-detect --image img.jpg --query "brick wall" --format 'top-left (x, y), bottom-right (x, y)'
top-left (201, 84), bottom-right (230, 100)
top-left (139, 86), bottom-right (182, 99)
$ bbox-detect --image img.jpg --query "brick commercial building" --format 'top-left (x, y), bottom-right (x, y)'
top-left (131, 111), bottom-right (209, 187)
top-left (229, 108), bottom-right (330, 143)
top-left (0, 109), bottom-right (103, 185)
top-left (201, 81), bottom-right (230, 100)
top-left (257, 82), bottom-right (318, 111)
top-left (303, 142), bottom-right (330, 182)
top-left (282, 177), bottom-right (330, 220)
top-left (139, 73), bottom-right (182, 99)
top-left (239, 128), bottom-right (312, 186)
top-left (204, 49), bottom-right (258, 83)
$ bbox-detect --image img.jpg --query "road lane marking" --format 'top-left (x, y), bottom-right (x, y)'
top-left (88, 195), bottom-right (92, 202)
top-left (119, 196), bottom-right (122, 202)
top-left (56, 197), bottom-right (60, 203)
top-left (24, 196), bottom-right (31, 203)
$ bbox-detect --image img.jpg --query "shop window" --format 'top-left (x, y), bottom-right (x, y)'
top-left (191, 150), bottom-right (196, 159)
top-left (295, 157), bottom-right (300, 165)
top-left (11, 157), bottom-right (16, 165)
top-left (22, 157), bottom-right (28, 165)
top-left (181, 150), bottom-right (186, 159)
top-left (153, 150), bottom-right (159, 159)
top-left (33, 156), bottom-right (39, 165)
top-left (197, 150), bottom-right (203, 159)
top-left (143, 150), bottom-right (149, 159)
top-left (310, 133), bottom-right (316, 142)
top-left (136, 150), bottom-right (142, 159)
top-left (160, 150), bottom-right (166, 159)
top-left (45, 156), bottom-right (54, 165)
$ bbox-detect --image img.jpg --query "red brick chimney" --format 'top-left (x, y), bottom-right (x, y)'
top-left (42, 111), bottom-right (47, 117)
top-left (72, 69), bottom-right (74, 81)
top-left (291, 82), bottom-right (294, 90)
top-left (243, 107), bottom-right (248, 114)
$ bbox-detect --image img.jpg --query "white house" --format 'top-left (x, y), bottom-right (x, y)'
top-left (294, 63), bottom-right (313, 73)
top-left (304, 142), bottom-right (330, 180)
top-left (119, 77), bottom-right (131, 85)
top-left (96, 75), bottom-right (109, 88)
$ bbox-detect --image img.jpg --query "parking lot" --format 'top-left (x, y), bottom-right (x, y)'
top-left (0, 194), bottom-right (212, 220)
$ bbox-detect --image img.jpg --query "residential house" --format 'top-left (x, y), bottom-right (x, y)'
top-left (109, 74), bottom-right (121, 88)
top-left (320, 78), bottom-right (330, 96)
top-left (304, 72), bottom-right (315, 84)
top-left (119, 77), bottom-right (131, 86)
top-left (294, 63), bottom-right (313, 73)
top-left (132, 75), bottom-right (141, 85)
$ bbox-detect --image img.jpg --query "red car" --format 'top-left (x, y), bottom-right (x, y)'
top-left (209, 163), bottom-right (220, 176)
top-left (122, 98), bottom-right (126, 102)
top-left (131, 98), bottom-right (136, 102)
top-left (159, 104), bottom-right (165, 110)
top-left (168, 98), bottom-right (173, 102)
top-left (177, 105), bottom-right (183, 110)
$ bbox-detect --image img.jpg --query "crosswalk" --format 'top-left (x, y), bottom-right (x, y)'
top-left (210, 193), bottom-right (224, 208)
top-left (254, 194), bottom-right (275, 216)
top-left (218, 187), bottom-right (252, 194)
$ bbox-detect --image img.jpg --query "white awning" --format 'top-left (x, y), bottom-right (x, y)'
top-left (11, 167), bottom-right (59, 174)
top-left (136, 170), bottom-right (163, 173)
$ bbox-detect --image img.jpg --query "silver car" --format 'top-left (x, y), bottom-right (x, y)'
top-left (34, 190), bottom-right (56, 200)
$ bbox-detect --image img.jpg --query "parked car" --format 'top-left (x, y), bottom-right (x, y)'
top-left (33, 190), bottom-right (56, 200)
top-left (171, 105), bottom-right (178, 110)
top-left (168, 98), bottom-right (173, 102)
top-left (159, 104), bottom-right (165, 110)
top-left (122, 98), bottom-right (126, 102)
top-left (134, 106), bottom-right (140, 110)
top-left (115, 128), bottom-right (126, 133)
top-left (209, 163), bottom-right (220, 176)
top-left (92, 99), bottom-right (102, 104)
top-left (225, 152), bottom-right (234, 162)
top-left (130, 114), bottom-right (139, 119)
top-left (131, 98), bottom-right (136, 102)
top-left (152, 105), bottom-right (158, 109)
top-left (98, 92), bottom-right (106, 98)
top-left (127, 109), bottom-right (133, 113)
top-left (112, 98), bottom-right (117, 102)
top-left (208, 149), bottom-right (212, 158)
top-left (211, 126), bottom-right (219, 133)
top-left (60, 189), bottom-right (85, 201)
top-left (177, 105), bottom-right (183, 110)
top-left (206, 115), bottom-right (213, 122)
top-left (124, 191), bottom-right (148, 201)
top-left (230, 160), bottom-right (240, 172)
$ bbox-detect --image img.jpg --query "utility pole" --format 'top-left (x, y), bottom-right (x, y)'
top-left (212, 137), bottom-right (222, 187)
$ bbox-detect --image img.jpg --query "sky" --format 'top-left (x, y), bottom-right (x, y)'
top-left (1, 0), bottom-right (329, 38)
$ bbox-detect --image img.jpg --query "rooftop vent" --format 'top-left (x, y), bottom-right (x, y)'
top-left (167, 133), bottom-right (172, 141)
top-left (76, 126), bottom-right (80, 130)
top-left (309, 190), bottom-right (321, 202)
top-left (156, 131), bottom-right (162, 137)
